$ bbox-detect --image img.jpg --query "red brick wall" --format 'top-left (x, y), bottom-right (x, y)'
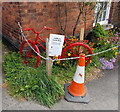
top-left (2, 2), bottom-right (21, 42)
top-left (109, 2), bottom-right (120, 27)
top-left (2, 2), bottom-right (94, 45)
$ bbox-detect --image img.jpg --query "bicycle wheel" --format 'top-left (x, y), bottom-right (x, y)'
top-left (61, 43), bottom-right (93, 66)
top-left (20, 40), bottom-right (41, 67)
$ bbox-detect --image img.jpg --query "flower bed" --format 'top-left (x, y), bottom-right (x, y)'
top-left (2, 24), bottom-right (119, 108)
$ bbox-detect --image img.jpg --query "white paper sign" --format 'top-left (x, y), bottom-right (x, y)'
top-left (48, 34), bottom-right (65, 56)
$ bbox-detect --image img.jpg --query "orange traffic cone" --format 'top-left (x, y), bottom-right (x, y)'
top-left (64, 53), bottom-right (90, 103)
top-left (68, 53), bottom-right (86, 96)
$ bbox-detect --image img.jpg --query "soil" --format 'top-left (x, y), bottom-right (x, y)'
top-left (85, 68), bottom-right (103, 83)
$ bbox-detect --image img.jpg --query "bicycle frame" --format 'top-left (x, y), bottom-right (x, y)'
top-left (20, 25), bottom-right (92, 67)
top-left (24, 26), bottom-right (88, 51)
top-left (24, 26), bottom-right (53, 50)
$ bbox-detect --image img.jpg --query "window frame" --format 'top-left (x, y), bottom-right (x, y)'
top-left (93, 0), bottom-right (112, 26)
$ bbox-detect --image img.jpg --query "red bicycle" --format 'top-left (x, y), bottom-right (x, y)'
top-left (20, 26), bottom-right (52, 67)
top-left (20, 27), bottom-right (93, 67)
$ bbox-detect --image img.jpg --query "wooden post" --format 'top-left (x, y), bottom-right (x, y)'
top-left (46, 38), bottom-right (53, 76)
top-left (79, 28), bottom-right (84, 41)
top-left (79, 28), bottom-right (84, 53)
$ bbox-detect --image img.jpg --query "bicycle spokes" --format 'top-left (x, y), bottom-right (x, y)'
top-left (61, 43), bottom-right (92, 66)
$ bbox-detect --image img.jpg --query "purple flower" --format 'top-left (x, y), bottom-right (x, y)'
top-left (99, 58), bottom-right (115, 70)
top-left (99, 58), bottom-right (105, 62)
top-left (102, 66), bottom-right (106, 70)
top-left (110, 58), bottom-right (116, 63)
top-left (106, 62), bottom-right (114, 69)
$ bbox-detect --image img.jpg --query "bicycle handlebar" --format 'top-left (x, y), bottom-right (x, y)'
top-left (24, 28), bottom-right (37, 33)
top-left (24, 26), bottom-right (53, 34)
top-left (44, 26), bottom-right (53, 30)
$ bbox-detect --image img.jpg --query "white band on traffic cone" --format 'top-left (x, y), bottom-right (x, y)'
top-left (73, 65), bottom-right (85, 84)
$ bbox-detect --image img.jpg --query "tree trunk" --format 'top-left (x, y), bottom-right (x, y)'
top-left (72, 11), bottom-right (82, 36)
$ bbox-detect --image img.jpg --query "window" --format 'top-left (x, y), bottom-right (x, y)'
top-left (93, 1), bottom-right (111, 26)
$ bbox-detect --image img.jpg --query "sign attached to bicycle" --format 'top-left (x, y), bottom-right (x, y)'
top-left (49, 34), bottom-right (65, 56)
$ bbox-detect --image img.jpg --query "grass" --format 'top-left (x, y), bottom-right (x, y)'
top-left (3, 52), bottom-right (64, 108)
top-left (52, 61), bottom-right (77, 84)
top-left (3, 49), bottom-right (102, 108)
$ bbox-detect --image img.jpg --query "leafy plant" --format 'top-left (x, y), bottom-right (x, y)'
top-left (3, 52), bottom-right (64, 108)
top-left (92, 23), bottom-right (106, 41)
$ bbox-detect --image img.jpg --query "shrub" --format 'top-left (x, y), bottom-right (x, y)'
top-left (92, 23), bottom-right (106, 38)
top-left (85, 23), bottom-right (107, 46)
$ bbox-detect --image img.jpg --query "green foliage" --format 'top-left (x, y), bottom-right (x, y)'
top-left (3, 52), bottom-right (64, 108)
top-left (93, 23), bottom-right (106, 38)
top-left (93, 42), bottom-right (117, 60)
top-left (52, 61), bottom-right (77, 84)
top-left (94, 29), bottom-right (118, 60)
top-left (87, 23), bottom-right (118, 61)
top-left (90, 23), bottom-right (107, 46)
top-left (85, 2), bottom-right (89, 6)
top-left (88, 55), bottom-right (101, 68)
